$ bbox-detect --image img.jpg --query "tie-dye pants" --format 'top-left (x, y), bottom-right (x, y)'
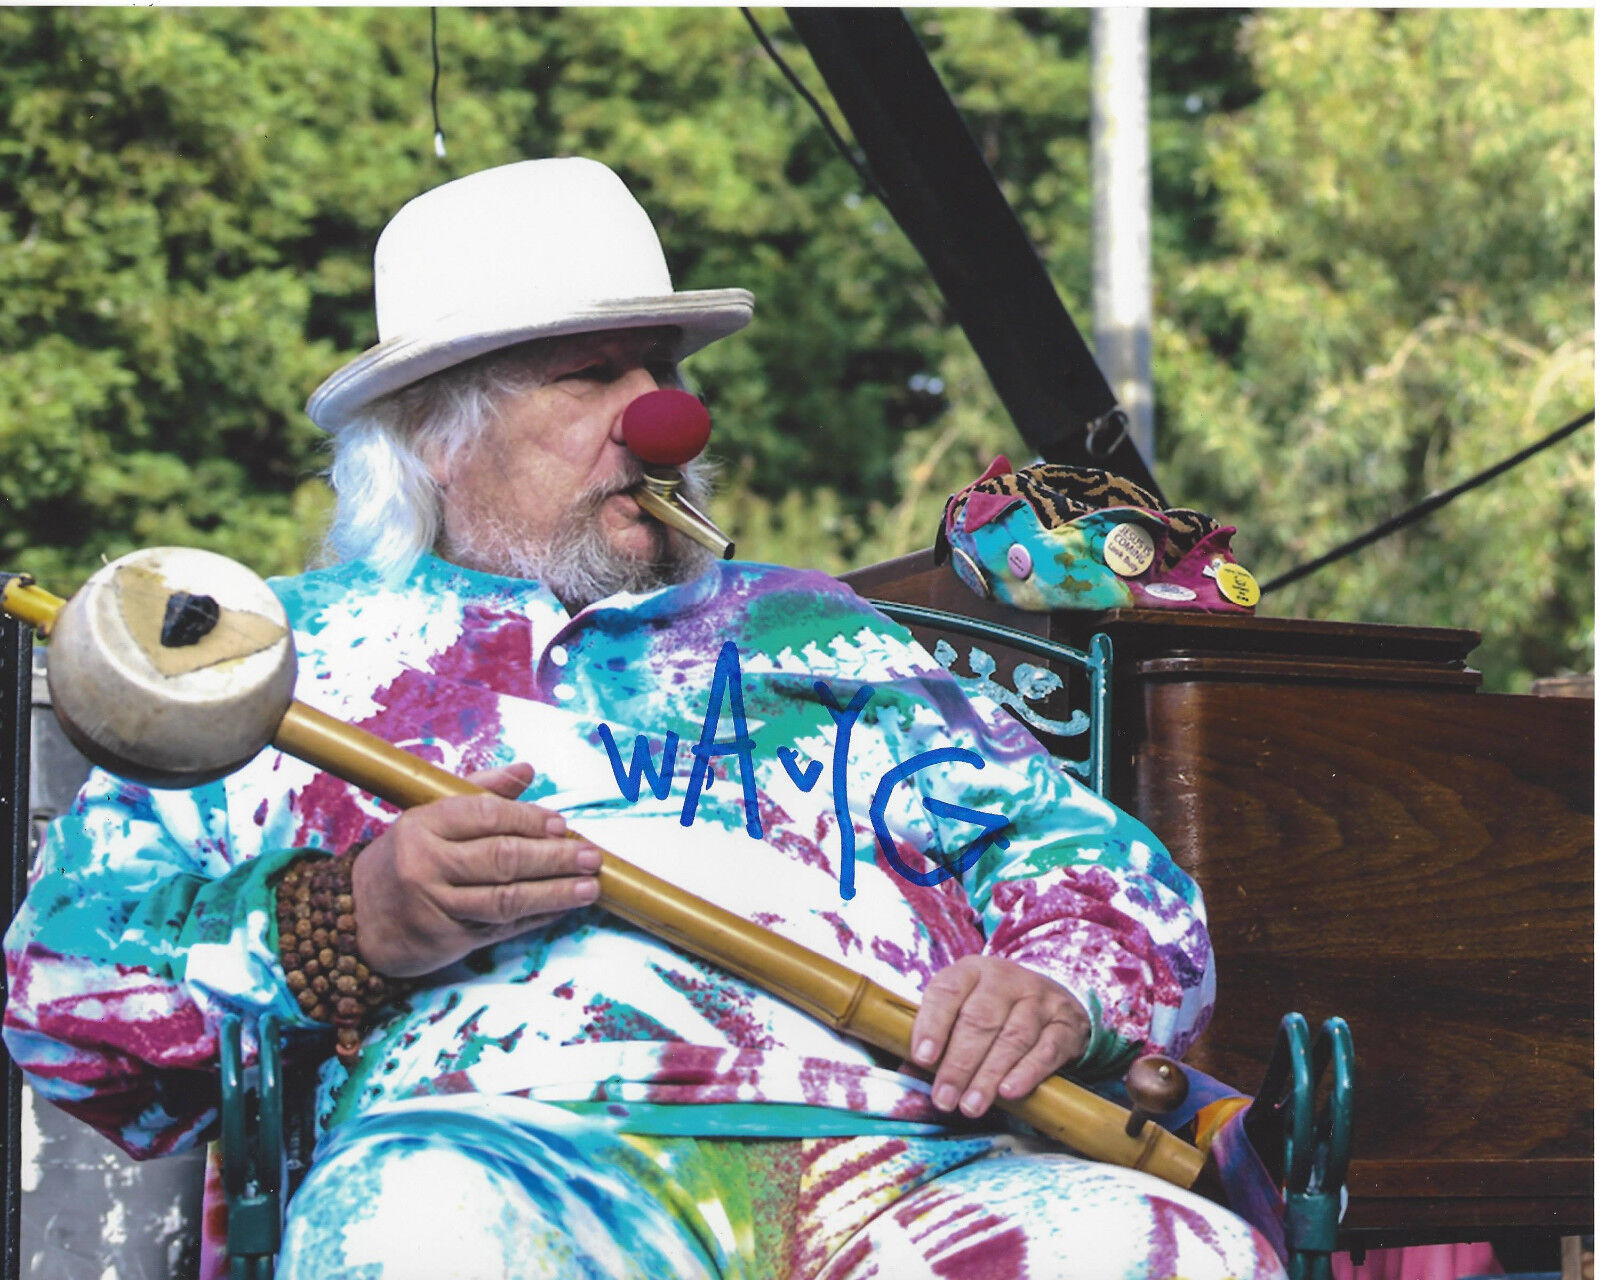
top-left (279, 1098), bottom-right (1285, 1279)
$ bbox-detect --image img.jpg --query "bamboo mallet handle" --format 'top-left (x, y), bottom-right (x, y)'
top-left (4, 573), bottom-right (1205, 1187)
top-left (277, 702), bottom-right (1204, 1186)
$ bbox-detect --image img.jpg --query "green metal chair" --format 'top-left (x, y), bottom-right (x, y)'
top-left (868, 601), bottom-right (1114, 796)
top-left (80, 603), bottom-right (1348, 1279)
top-left (1253, 1014), bottom-right (1356, 1280)
top-left (218, 1016), bottom-right (284, 1280)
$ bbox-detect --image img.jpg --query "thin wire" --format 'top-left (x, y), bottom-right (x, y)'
top-left (1261, 408), bottom-right (1594, 594)
top-left (739, 8), bottom-right (890, 206)
top-left (430, 8), bottom-right (447, 159)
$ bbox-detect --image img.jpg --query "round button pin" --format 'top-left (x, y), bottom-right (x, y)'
top-left (1006, 543), bottom-right (1033, 580)
top-left (1141, 582), bottom-right (1197, 602)
top-left (1212, 562), bottom-right (1261, 607)
top-left (1102, 523), bottom-right (1156, 577)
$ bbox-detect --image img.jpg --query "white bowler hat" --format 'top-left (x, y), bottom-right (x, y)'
top-left (306, 157), bottom-right (755, 432)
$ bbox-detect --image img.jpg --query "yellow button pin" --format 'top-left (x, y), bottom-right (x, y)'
top-left (1212, 562), bottom-right (1260, 608)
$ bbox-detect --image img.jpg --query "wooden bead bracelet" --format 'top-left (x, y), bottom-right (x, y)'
top-left (274, 846), bottom-right (403, 1064)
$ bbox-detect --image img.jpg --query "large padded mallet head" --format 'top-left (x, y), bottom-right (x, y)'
top-left (46, 547), bottom-right (297, 788)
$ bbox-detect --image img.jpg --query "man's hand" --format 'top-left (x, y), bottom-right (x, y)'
top-left (910, 955), bottom-right (1090, 1119)
top-left (351, 762), bottom-right (601, 978)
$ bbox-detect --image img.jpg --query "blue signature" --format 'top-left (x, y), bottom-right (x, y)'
top-left (595, 642), bottom-right (1010, 899)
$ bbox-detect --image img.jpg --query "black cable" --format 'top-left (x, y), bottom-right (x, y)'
top-left (1262, 408), bottom-right (1594, 594)
top-left (430, 8), bottom-right (447, 159)
top-left (740, 8), bottom-right (890, 206)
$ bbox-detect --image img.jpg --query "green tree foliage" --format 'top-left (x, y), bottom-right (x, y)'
top-left (720, 6), bottom-right (1260, 572)
top-left (0, 7), bottom-right (945, 586)
top-left (0, 8), bottom-right (1589, 689)
top-left (0, 8), bottom-right (455, 584)
top-left (1155, 10), bottom-right (1593, 687)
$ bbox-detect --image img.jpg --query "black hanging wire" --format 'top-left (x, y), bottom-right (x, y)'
top-left (430, 7), bottom-right (447, 159)
top-left (1262, 408), bottom-right (1595, 594)
top-left (739, 8), bottom-right (890, 207)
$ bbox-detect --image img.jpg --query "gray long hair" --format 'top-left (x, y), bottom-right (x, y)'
top-left (321, 340), bottom-right (699, 587)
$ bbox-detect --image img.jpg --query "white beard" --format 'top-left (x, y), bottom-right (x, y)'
top-left (442, 461), bottom-right (717, 611)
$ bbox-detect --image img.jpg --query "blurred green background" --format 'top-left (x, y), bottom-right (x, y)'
top-left (0, 8), bottom-right (1590, 690)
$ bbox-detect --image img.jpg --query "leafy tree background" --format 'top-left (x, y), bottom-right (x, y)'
top-left (0, 7), bottom-right (1590, 690)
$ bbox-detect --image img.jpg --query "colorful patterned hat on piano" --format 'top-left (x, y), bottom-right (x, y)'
top-left (935, 456), bottom-right (1260, 614)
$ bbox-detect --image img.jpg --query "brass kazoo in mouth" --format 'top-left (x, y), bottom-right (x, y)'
top-left (630, 467), bottom-right (735, 560)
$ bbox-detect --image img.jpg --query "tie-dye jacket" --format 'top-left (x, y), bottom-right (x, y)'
top-left (3, 555), bottom-right (1213, 1160)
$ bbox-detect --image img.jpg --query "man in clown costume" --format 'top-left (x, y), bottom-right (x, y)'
top-left (4, 158), bottom-right (1282, 1279)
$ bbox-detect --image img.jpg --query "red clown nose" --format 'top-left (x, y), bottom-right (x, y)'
top-left (621, 389), bottom-right (712, 467)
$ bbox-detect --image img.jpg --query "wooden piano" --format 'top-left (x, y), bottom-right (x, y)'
top-left (843, 549), bottom-right (1594, 1248)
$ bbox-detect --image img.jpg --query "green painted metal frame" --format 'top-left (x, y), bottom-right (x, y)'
top-left (868, 600), bottom-right (1113, 796)
top-left (216, 606), bottom-right (1355, 1278)
top-left (220, 1014), bottom-right (284, 1280)
top-left (1250, 1013), bottom-right (1356, 1280)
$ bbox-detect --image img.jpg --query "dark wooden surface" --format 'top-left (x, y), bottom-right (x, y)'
top-left (842, 551), bottom-right (1595, 1239)
top-left (1139, 681), bottom-right (1592, 1234)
